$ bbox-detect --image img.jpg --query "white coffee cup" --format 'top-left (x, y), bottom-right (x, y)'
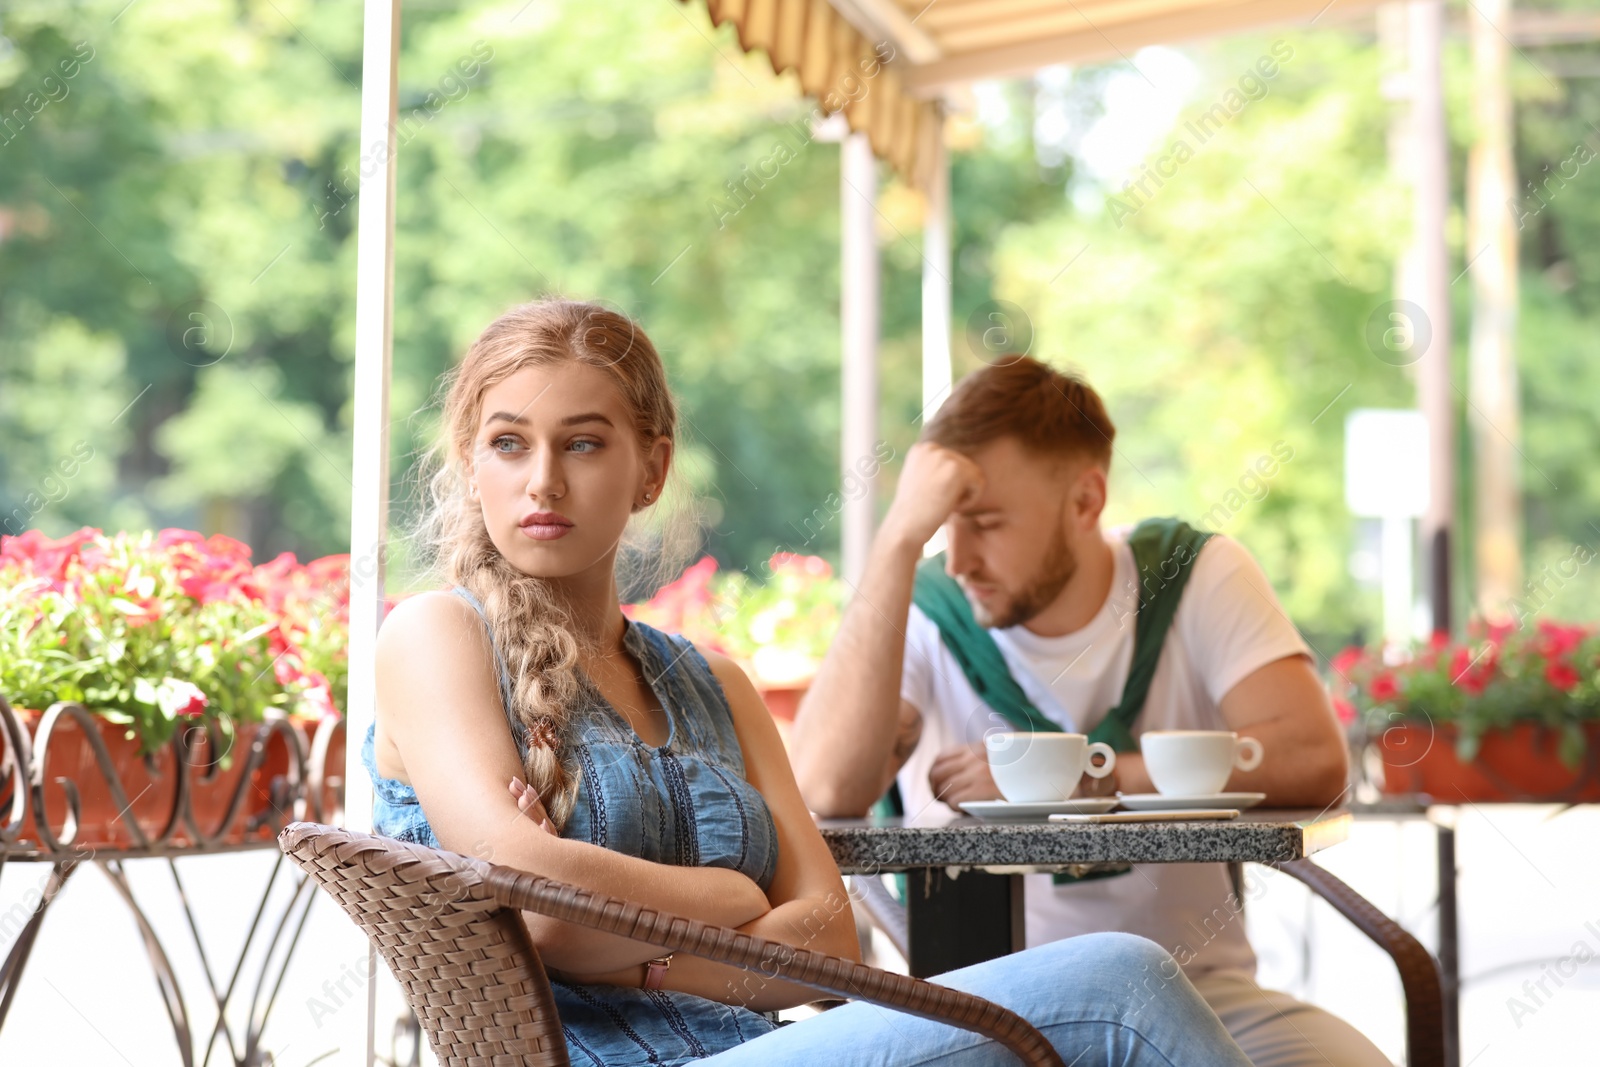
top-left (985, 732), bottom-right (1117, 803)
top-left (1140, 730), bottom-right (1263, 796)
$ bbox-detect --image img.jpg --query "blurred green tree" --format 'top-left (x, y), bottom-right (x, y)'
top-left (2, 0), bottom-right (1596, 648)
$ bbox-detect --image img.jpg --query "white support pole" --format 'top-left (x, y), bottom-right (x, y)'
top-left (920, 121), bottom-right (952, 421)
top-left (345, 2), bottom-right (401, 1064)
top-left (1468, 0), bottom-right (1522, 617)
top-left (841, 132), bottom-right (880, 586)
top-left (1408, 0), bottom-right (1454, 636)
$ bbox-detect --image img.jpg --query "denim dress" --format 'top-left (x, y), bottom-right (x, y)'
top-left (361, 584), bottom-right (786, 1065)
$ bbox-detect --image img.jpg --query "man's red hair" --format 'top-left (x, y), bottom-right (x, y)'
top-left (924, 356), bottom-right (1115, 468)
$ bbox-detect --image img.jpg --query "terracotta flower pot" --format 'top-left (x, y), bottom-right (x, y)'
top-left (5, 707), bottom-right (291, 849)
top-left (1376, 720), bottom-right (1600, 803)
top-left (316, 716), bottom-right (346, 821)
top-left (182, 719), bottom-right (276, 845)
top-left (251, 713), bottom-right (346, 827)
top-left (757, 685), bottom-right (808, 723)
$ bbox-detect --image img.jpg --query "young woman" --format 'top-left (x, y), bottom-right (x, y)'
top-left (362, 299), bottom-right (1252, 1066)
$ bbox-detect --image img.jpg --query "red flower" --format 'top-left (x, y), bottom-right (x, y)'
top-left (180, 568), bottom-right (241, 606)
top-left (1535, 620), bottom-right (1586, 660)
top-left (311, 558), bottom-right (353, 621)
top-left (156, 529), bottom-right (206, 549)
top-left (0, 527), bottom-right (101, 592)
top-left (300, 683), bottom-right (339, 720)
top-left (158, 679), bottom-right (210, 719)
top-left (246, 551), bottom-right (295, 604)
top-left (1332, 697), bottom-right (1357, 725)
top-left (201, 533), bottom-right (253, 561)
top-left (78, 540), bottom-right (109, 571)
top-left (122, 595), bottom-right (161, 630)
top-left (169, 531), bottom-right (258, 606)
top-left (1330, 646), bottom-right (1365, 678)
top-left (305, 554), bottom-right (350, 584)
top-left (1545, 660), bottom-right (1581, 693)
top-left (254, 551), bottom-right (301, 581)
top-left (1368, 672), bottom-right (1400, 703)
top-left (631, 556), bottom-right (720, 631)
top-left (0, 530), bottom-right (34, 565)
top-left (274, 655), bottom-right (303, 688)
top-left (1416, 630), bottom-right (1453, 667)
top-left (1448, 644), bottom-right (1496, 696)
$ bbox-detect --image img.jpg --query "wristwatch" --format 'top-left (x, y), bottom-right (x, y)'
top-left (642, 953), bottom-right (674, 989)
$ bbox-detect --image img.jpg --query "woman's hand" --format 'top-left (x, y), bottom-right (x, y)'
top-left (510, 775), bottom-right (558, 835)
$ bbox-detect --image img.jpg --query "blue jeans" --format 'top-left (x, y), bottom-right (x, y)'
top-left (697, 932), bottom-right (1253, 1066)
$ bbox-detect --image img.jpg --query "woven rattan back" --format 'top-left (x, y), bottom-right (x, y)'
top-left (279, 821), bottom-right (571, 1067)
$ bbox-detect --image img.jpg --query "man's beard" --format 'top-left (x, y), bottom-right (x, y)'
top-left (965, 526), bottom-right (1078, 630)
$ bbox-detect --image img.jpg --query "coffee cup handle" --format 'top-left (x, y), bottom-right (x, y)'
top-left (1234, 736), bottom-right (1263, 772)
top-left (1084, 742), bottom-right (1117, 779)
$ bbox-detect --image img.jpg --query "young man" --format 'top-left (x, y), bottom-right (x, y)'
top-left (790, 357), bottom-right (1388, 1066)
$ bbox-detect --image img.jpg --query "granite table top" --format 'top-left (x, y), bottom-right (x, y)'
top-left (814, 808), bottom-right (1351, 875)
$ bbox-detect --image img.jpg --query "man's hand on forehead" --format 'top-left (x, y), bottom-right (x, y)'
top-left (882, 443), bottom-right (986, 548)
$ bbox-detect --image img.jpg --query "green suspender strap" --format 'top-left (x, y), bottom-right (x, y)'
top-left (1085, 517), bottom-right (1215, 752)
top-left (877, 517), bottom-right (1214, 887)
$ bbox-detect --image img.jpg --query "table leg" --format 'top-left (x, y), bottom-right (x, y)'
top-left (904, 868), bottom-right (1025, 978)
top-left (1437, 821), bottom-right (1459, 1067)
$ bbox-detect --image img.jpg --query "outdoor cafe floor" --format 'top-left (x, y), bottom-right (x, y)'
top-left (1, 804), bottom-right (1594, 1065)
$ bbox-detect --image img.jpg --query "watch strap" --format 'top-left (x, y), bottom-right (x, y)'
top-left (642, 953), bottom-right (673, 989)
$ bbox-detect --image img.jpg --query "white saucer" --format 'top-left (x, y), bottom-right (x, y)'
top-left (960, 798), bottom-right (1121, 821)
top-left (1115, 792), bottom-right (1266, 812)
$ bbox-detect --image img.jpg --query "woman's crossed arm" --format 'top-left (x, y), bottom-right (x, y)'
top-left (378, 592), bottom-right (861, 1003)
top-left (517, 651), bottom-right (865, 1011)
top-left (377, 593), bottom-right (773, 973)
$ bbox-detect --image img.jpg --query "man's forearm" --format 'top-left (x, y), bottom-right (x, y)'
top-left (1211, 658), bottom-right (1351, 806)
top-left (1221, 726), bottom-right (1348, 806)
top-left (790, 530), bottom-right (923, 816)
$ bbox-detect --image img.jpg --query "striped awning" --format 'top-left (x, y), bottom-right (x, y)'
top-left (693, 0), bottom-right (1383, 190)
top-left (698, 0), bottom-right (945, 191)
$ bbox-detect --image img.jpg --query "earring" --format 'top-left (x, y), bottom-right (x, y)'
top-left (643, 491), bottom-right (652, 502)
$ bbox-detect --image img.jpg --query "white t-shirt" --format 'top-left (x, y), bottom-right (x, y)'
top-left (896, 526), bottom-right (1311, 979)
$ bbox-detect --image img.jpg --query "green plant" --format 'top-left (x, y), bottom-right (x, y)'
top-left (0, 527), bottom-right (350, 757)
top-left (624, 552), bottom-right (844, 686)
top-left (714, 553), bottom-right (843, 686)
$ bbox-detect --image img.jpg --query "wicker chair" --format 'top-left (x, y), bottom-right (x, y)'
top-left (278, 822), bottom-right (1066, 1067)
